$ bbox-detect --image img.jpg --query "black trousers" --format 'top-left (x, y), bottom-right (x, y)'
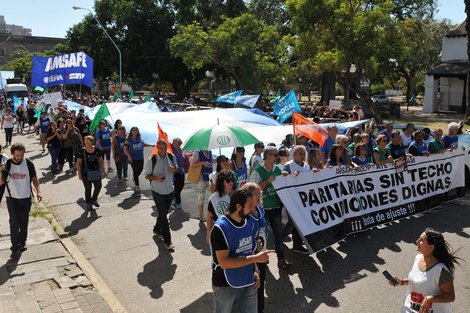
top-left (6, 197), bottom-right (32, 249)
top-left (130, 159), bottom-right (144, 186)
top-left (174, 172), bottom-right (185, 204)
top-left (81, 175), bottom-right (102, 204)
top-left (152, 191), bottom-right (174, 244)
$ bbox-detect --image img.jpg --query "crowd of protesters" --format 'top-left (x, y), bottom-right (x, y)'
top-left (0, 88), bottom-right (465, 313)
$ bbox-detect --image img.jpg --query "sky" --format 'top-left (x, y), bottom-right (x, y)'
top-left (0, 0), bottom-right (467, 39)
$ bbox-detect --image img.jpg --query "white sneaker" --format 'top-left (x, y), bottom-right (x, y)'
top-left (164, 242), bottom-right (175, 250)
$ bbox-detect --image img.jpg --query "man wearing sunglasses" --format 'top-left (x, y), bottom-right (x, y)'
top-left (249, 146), bottom-right (292, 268)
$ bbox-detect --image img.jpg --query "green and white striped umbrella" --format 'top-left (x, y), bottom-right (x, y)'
top-left (182, 125), bottom-right (260, 150)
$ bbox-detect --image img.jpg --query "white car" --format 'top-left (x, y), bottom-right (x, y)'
top-left (457, 132), bottom-right (470, 185)
top-left (372, 95), bottom-right (389, 104)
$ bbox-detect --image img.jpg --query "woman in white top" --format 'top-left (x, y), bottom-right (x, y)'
top-left (249, 142), bottom-right (264, 173)
top-left (390, 228), bottom-right (461, 313)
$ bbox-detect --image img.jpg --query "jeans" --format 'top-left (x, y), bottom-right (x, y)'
top-left (17, 120), bottom-right (24, 133)
top-left (264, 207), bottom-right (285, 260)
top-left (213, 285), bottom-right (257, 313)
top-left (49, 147), bottom-right (61, 171)
top-left (130, 159), bottom-right (144, 186)
top-left (4, 127), bottom-right (13, 143)
top-left (6, 197), bottom-right (32, 249)
top-left (174, 172), bottom-right (185, 204)
top-left (116, 158), bottom-right (128, 180)
top-left (152, 191), bottom-right (174, 244)
top-left (81, 174), bottom-right (102, 204)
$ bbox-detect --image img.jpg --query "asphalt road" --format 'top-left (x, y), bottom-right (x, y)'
top-left (10, 130), bottom-right (470, 313)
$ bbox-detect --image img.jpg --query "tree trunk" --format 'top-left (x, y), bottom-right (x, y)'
top-left (321, 71), bottom-right (335, 104)
top-left (465, 2), bottom-right (470, 124)
top-left (406, 76), bottom-right (415, 103)
top-left (352, 70), bottom-right (383, 124)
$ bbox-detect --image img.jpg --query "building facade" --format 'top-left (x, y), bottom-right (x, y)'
top-left (424, 20), bottom-right (468, 113)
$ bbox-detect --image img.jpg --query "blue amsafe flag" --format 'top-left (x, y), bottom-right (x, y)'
top-left (31, 51), bottom-right (93, 88)
top-left (216, 90), bottom-right (243, 105)
top-left (273, 89), bottom-right (301, 124)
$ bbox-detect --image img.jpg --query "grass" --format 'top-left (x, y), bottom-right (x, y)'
top-left (384, 105), bottom-right (465, 132)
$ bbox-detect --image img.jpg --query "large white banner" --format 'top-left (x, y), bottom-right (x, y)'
top-left (272, 150), bottom-right (466, 254)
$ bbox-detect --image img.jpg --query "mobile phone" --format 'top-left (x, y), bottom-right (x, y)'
top-left (382, 270), bottom-right (398, 286)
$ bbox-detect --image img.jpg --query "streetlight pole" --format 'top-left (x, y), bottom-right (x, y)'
top-left (152, 73), bottom-right (159, 102)
top-left (298, 77), bottom-right (302, 101)
top-left (205, 71), bottom-right (214, 107)
top-left (73, 6), bottom-right (122, 99)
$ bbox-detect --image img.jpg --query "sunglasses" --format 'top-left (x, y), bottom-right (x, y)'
top-left (257, 145), bottom-right (265, 148)
top-left (237, 148), bottom-right (245, 152)
top-left (119, 127), bottom-right (125, 130)
top-left (225, 179), bottom-right (233, 183)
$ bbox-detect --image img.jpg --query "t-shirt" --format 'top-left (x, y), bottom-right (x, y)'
top-left (77, 147), bottom-right (102, 173)
top-left (3, 158), bottom-right (36, 199)
top-left (96, 128), bottom-right (112, 150)
top-left (442, 135), bottom-right (458, 148)
top-left (401, 254), bottom-right (453, 313)
top-left (320, 136), bottom-right (336, 160)
top-left (126, 137), bottom-right (145, 160)
top-left (2, 114), bottom-right (14, 128)
top-left (351, 155), bottom-right (369, 166)
top-left (388, 143), bottom-right (406, 159)
top-left (283, 159), bottom-right (310, 174)
top-left (46, 128), bottom-right (63, 149)
top-left (401, 132), bottom-right (413, 149)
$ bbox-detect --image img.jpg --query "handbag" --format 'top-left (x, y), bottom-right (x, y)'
top-left (83, 149), bottom-right (101, 181)
top-left (186, 164), bottom-right (202, 184)
top-left (115, 154), bottom-right (123, 163)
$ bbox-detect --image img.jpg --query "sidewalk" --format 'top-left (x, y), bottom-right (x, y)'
top-left (0, 207), bottom-right (114, 313)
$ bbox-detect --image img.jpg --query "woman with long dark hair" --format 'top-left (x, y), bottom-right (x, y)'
top-left (46, 121), bottom-right (63, 174)
top-left (390, 228), bottom-right (462, 313)
top-left (229, 146), bottom-right (247, 188)
top-left (325, 144), bottom-right (346, 167)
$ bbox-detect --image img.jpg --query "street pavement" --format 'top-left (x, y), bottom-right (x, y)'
top-left (1, 130), bottom-right (469, 312)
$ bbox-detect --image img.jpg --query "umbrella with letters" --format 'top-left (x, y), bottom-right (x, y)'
top-left (182, 124), bottom-right (260, 151)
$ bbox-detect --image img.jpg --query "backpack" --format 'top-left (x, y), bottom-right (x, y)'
top-left (149, 153), bottom-right (175, 182)
top-left (2, 157), bottom-right (35, 199)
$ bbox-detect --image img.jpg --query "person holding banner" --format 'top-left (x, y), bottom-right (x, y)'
top-left (408, 129), bottom-right (430, 157)
top-left (282, 145), bottom-right (310, 255)
top-left (249, 146), bottom-right (292, 268)
top-left (306, 148), bottom-right (324, 171)
top-left (390, 228), bottom-right (461, 313)
top-left (442, 122), bottom-right (459, 150)
top-left (372, 134), bottom-right (393, 166)
top-left (1, 108), bottom-right (16, 146)
top-left (388, 131), bottom-right (408, 160)
top-left (351, 143), bottom-right (370, 167)
top-left (326, 144), bottom-right (347, 167)
top-left (428, 129), bottom-right (446, 154)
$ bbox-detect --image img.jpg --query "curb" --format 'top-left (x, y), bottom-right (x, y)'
top-left (40, 203), bottom-right (128, 313)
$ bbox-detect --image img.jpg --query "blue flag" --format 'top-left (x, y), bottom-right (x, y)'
top-left (31, 51), bottom-right (94, 88)
top-left (13, 96), bottom-right (22, 112)
top-left (234, 95), bottom-right (260, 108)
top-left (216, 90), bottom-right (243, 104)
top-left (273, 90), bottom-right (301, 124)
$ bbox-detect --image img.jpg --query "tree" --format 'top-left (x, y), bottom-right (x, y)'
top-left (170, 13), bottom-right (287, 94)
top-left (287, 0), bottom-right (439, 123)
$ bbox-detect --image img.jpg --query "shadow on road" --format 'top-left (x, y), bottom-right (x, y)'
top-left (259, 201), bottom-right (470, 312)
top-left (187, 222), bottom-right (211, 256)
top-left (137, 236), bottom-right (176, 299)
top-left (64, 206), bottom-right (101, 237)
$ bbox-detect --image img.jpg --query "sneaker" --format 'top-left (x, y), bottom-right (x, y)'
top-left (176, 203), bottom-right (182, 209)
top-left (277, 259), bottom-right (293, 268)
top-left (108, 167), bottom-right (114, 172)
top-left (92, 200), bottom-right (100, 208)
top-left (123, 176), bottom-right (128, 181)
top-left (164, 242), bottom-right (175, 250)
top-left (153, 229), bottom-right (163, 239)
top-left (294, 246), bottom-right (309, 255)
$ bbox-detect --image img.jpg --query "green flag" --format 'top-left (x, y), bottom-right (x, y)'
top-left (144, 94), bottom-right (152, 102)
top-left (269, 89), bottom-right (281, 106)
top-left (34, 86), bottom-right (49, 94)
top-left (113, 87), bottom-right (120, 101)
top-left (127, 88), bottom-right (134, 103)
top-left (89, 103), bottom-right (111, 134)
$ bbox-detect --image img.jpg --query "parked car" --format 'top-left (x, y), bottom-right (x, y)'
top-left (372, 95), bottom-right (389, 104)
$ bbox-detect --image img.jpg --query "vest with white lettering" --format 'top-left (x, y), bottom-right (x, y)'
top-left (39, 117), bottom-right (51, 134)
top-left (209, 192), bottom-right (231, 218)
top-left (231, 159), bottom-right (247, 188)
top-left (212, 216), bottom-right (256, 288)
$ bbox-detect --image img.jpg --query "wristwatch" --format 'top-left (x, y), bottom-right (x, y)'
top-left (254, 269), bottom-right (260, 274)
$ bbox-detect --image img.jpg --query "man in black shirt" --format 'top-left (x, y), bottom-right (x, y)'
top-left (387, 130), bottom-right (408, 160)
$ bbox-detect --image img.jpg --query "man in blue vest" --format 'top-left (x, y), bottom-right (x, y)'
top-left (210, 189), bottom-right (274, 313)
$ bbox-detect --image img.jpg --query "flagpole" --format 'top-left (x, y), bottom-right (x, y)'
top-left (217, 118), bottom-right (221, 156)
top-left (104, 103), bottom-right (115, 127)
